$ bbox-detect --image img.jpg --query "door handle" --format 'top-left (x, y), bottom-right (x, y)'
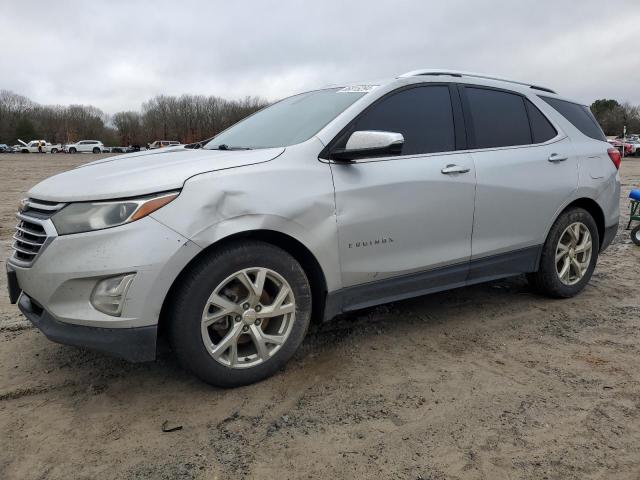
top-left (441, 164), bottom-right (470, 174)
top-left (548, 153), bottom-right (568, 163)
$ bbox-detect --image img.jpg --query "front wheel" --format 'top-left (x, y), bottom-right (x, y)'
top-left (527, 207), bottom-right (599, 298)
top-left (168, 240), bottom-right (312, 387)
top-left (50, 148), bottom-right (58, 154)
top-left (68, 147), bottom-right (77, 154)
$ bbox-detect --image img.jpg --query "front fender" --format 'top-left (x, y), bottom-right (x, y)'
top-left (187, 214), bottom-right (341, 291)
top-left (151, 144), bottom-right (341, 291)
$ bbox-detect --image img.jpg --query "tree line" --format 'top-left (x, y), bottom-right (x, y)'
top-left (590, 99), bottom-right (640, 136)
top-left (1, 88), bottom-right (638, 147)
top-left (0, 90), bottom-right (267, 146)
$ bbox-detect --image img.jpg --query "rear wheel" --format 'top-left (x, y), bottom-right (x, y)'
top-left (168, 240), bottom-right (312, 387)
top-left (92, 147), bottom-right (100, 154)
top-left (50, 148), bottom-right (58, 154)
top-left (527, 208), bottom-right (599, 298)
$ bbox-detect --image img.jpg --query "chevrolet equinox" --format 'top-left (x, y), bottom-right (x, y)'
top-left (7, 69), bottom-right (620, 387)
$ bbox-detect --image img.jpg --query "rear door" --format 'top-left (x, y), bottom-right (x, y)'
top-left (329, 84), bottom-right (476, 288)
top-left (460, 85), bottom-right (577, 272)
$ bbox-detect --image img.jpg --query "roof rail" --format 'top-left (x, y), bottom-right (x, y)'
top-left (398, 69), bottom-right (556, 94)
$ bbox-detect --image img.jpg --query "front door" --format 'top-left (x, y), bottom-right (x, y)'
top-left (329, 84), bottom-right (477, 288)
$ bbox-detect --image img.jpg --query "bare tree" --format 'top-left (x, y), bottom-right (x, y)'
top-left (0, 89), bottom-right (268, 146)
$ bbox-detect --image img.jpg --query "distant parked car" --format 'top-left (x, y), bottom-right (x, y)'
top-left (607, 139), bottom-right (633, 156)
top-left (620, 135), bottom-right (640, 156)
top-left (0, 144), bottom-right (12, 153)
top-left (64, 140), bottom-right (108, 154)
top-left (18, 139), bottom-right (62, 153)
top-left (148, 140), bottom-right (180, 149)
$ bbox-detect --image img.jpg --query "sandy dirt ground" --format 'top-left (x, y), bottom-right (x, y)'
top-left (0, 153), bottom-right (639, 480)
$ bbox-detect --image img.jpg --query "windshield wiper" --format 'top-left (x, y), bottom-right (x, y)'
top-left (214, 144), bottom-right (252, 151)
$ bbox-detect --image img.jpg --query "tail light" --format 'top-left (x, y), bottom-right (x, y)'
top-left (607, 147), bottom-right (621, 170)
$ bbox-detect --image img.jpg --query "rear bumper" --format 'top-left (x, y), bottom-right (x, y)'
top-left (601, 223), bottom-right (618, 252)
top-left (18, 293), bottom-right (157, 362)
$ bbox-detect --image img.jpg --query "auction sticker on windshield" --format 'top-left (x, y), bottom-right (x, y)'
top-left (337, 85), bottom-right (378, 93)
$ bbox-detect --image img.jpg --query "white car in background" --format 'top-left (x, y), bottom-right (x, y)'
top-left (64, 140), bottom-right (108, 154)
top-left (17, 139), bottom-right (62, 153)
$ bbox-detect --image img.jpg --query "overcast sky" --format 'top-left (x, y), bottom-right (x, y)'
top-left (1, 0), bottom-right (639, 114)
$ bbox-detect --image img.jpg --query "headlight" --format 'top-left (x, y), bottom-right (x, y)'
top-left (52, 191), bottom-right (179, 235)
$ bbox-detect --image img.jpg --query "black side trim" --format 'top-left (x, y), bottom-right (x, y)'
top-left (18, 294), bottom-right (157, 362)
top-left (324, 262), bottom-right (468, 320)
top-left (600, 223), bottom-right (618, 252)
top-left (467, 245), bottom-right (541, 283)
top-left (324, 246), bottom-right (542, 321)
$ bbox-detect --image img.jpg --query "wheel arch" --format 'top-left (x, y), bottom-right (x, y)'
top-left (158, 229), bottom-right (329, 339)
top-left (558, 197), bottom-right (605, 250)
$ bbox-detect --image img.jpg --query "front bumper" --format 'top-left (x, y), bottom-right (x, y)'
top-left (18, 293), bottom-right (157, 362)
top-left (8, 216), bottom-right (201, 330)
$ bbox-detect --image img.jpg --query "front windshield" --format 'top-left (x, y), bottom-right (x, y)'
top-left (204, 88), bottom-right (367, 150)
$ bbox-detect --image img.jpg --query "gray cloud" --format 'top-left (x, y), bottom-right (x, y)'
top-left (1, 0), bottom-right (638, 113)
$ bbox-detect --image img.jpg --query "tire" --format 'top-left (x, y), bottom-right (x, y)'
top-left (92, 147), bottom-right (100, 154)
top-left (168, 240), bottom-right (312, 387)
top-left (527, 207), bottom-right (599, 298)
top-left (69, 147), bottom-right (77, 154)
top-left (50, 148), bottom-right (58, 154)
top-left (631, 225), bottom-right (640, 246)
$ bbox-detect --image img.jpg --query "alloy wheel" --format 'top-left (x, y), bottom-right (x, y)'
top-left (555, 222), bottom-right (592, 285)
top-left (200, 267), bottom-right (296, 369)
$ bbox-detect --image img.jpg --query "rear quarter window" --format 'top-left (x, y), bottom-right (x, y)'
top-left (540, 96), bottom-right (606, 141)
top-left (525, 99), bottom-right (557, 143)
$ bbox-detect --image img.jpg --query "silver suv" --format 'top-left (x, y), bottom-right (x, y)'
top-left (6, 69), bottom-right (620, 387)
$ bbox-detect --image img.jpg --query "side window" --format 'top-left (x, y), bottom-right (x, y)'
top-left (465, 87), bottom-right (532, 149)
top-left (526, 99), bottom-right (557, 143)
top-left (539, 96), bottom-right (606, 141)
top-left (338, 85), bottom-right (455, 156)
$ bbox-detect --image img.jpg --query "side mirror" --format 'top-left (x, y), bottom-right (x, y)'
top-left (331, 131), bottom-right (404, 161)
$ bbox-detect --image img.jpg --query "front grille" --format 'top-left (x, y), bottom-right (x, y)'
top-left (11, 198), bottom-right (65, 266)
top-left (13, 219), bottom-right (48, 263)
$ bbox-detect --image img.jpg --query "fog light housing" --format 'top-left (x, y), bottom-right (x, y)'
top-left (90, 274), bottom-right (135, 316)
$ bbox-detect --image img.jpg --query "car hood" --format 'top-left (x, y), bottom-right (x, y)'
top-left (29, 147), bottom-right (284, 202)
